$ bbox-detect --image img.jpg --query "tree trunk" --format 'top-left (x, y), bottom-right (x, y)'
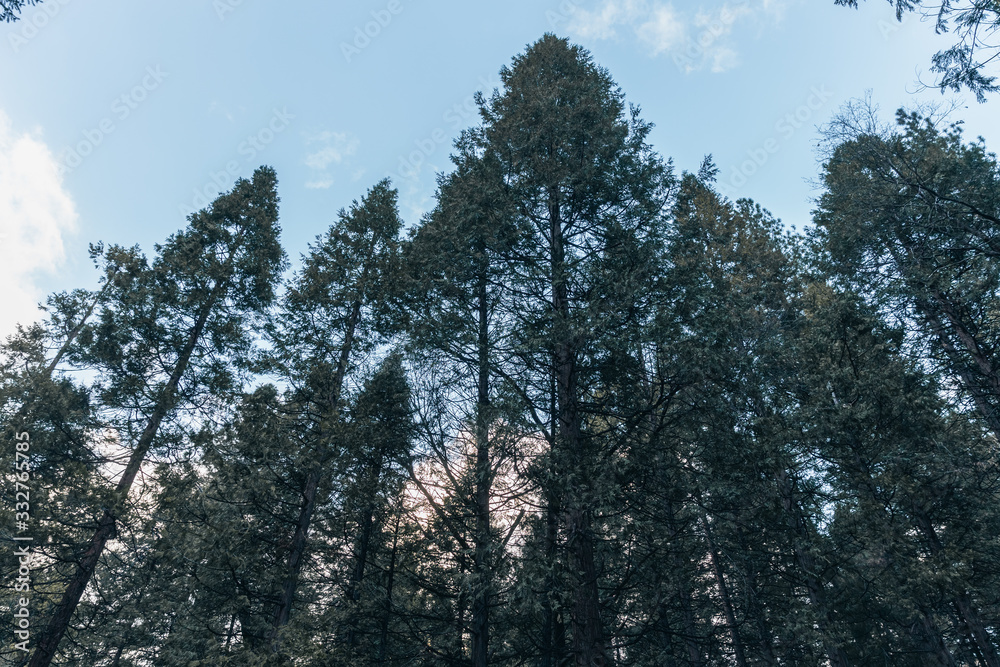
top-left (346, 456), bottom-right (385, 648)
top-left (541, 367), bottom-right (565, 667)
top-left (891, 237), bottom-right (1000, 440)
top-left (735, 526), bottom-right (778, 666)
top-left (471, 264), bottom-right (492, 667)
top-left (910, 611), bottom-right (958, 667)
top-left (912, 507), bottom-right (999, 667)
top-left (378, 500), bottom-right (402, 663)
top-left (918, 298), bottom-right (1000, 439)
top-left (702, 515), bottom-right (747, 667)
top-left (540, 485), bottom-right (565, 667)
top-left (268, 299), bottom-right (362, 648)
top-left (663, 499), bottom-right (702, 667)
top-left (28, 290), bottom-right (220, 667)
top-left (774, 468), bottom-right (849, 667)
top-left (548, 189), bottom-right (608, 667)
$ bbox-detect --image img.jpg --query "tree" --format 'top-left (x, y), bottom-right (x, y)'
top-left (646, 172), bottom-right (847, 666)
top-left (467, 34), bottom-right (674, 666)
top-left (25, 166), bottom-right (285, 667)
top-left (835, 0), bottom-right (1000, 101)
top-left (402, 145), bottom-right (529, 667)
top-left (815, 105), bottom-right (1000, 441)
top-left (815, 104), bottom-right (1000, 665)
top-left (262, 178), bottom-right (403, 653)
top-left (793, 282), bottom-right (1000, 665)
top-left (335, 353), bottom-right (414, 661)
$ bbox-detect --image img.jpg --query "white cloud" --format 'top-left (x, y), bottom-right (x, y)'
top-left (566, 0), bottom-right (773, 72)
top-left (303, 130), bottom-right (359, 189)
top-left (710, 46), bottom-right (740, 73)
top-left (305, 178), bottom-right (335, 190)
top-left (0, 110), bottom-right (77, 339)
top-left (304, 130), bottom-right (359, 170)
top-left (568, 0), bottom-right (647, 39)
top-left (635, 5), bottom-right (686, 55)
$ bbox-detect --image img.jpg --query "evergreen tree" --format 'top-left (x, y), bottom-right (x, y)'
top-left (24, 166), bottom-right (285, 667)
top-left (332, 353), bottom-right (414, 663)
top-left (793, 282), bottom-right (1000, 665)
top-left (815, 105), bottom-right (1000, 665)
top-left (466, 34), bottom-right (673, 666)
top-left (261, 178), bottom-right (402, 655)
top-left (815, 107), bottom-right (1000, 444)
top-left (402, 146), bottom-right (528, 667)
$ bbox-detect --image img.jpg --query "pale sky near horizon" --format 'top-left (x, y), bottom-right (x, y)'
top-left (0, 0), bottom-right (996, 339)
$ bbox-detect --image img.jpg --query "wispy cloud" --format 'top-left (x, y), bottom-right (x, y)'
top-left (635, 5), bottom-right (686, 55)
top-left (566, 0), bottom-right (778, 73)
top-left (303, 130), bottom-right (359, 189)
top-left (305, 177), bottom-right (336, 190)
top-left (0, 110), bottom-right (77, 338)
top-left (305, 131), bottom-right (358, 168)
top-left (568, 0), bottom-right (646, 39)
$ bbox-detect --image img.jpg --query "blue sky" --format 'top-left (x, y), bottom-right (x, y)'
top-left (0, 0), bottom-right (996, 337)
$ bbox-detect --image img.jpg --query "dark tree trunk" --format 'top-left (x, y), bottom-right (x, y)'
top-left (268, 299), bottom-right (362, 648)
top-left (735, 527), bottom-right (778, 666)
top-left (702, 515), bottom-right (747, 667)
top-left (774, 468), bottom-right (850, 667)
top-left (29, 291), bottom-right (220, 667)
top-left (471, 263), bottom-right (492, 667)
top-left (378, 501), bottom-right (402, 663)
top-left (346, 455), bottom-right (386, 648)
top-left (548, 190), bottom-right (608, 667)
top-left (912, 507), bottom-right (999, 667)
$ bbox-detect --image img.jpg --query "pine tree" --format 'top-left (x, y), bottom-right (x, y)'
top-left (25, 166), bottom-right (285, 667)
top-left (815, 107), bottom-right (1000, 442)
top-left (463, 34), bottom-right (673, 666)
top-left (262, 178), bottom-right (403, 653)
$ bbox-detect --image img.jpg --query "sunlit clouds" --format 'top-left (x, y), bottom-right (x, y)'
top-left (0, 109), bottom-right (77, 339)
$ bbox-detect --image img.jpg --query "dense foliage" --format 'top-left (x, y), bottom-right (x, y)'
top-left (3, 35), bottom-right (1000, 666)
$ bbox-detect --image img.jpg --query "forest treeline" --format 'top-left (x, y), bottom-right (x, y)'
top-left (3, 35), bottom-right (1000, 666)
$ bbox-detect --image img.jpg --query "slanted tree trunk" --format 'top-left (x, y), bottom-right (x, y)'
top-left (29, 289), bottom-right (222, 667)
top-left (910, 611), bottom-right (958, 667)
top-left (912, 506), bottom-right (999, 667)
top-left (268, 299), bottom-right (361, 647)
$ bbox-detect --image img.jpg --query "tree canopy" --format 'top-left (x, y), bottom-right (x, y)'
top-left (3, 34), bottom-right (1000, 667)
